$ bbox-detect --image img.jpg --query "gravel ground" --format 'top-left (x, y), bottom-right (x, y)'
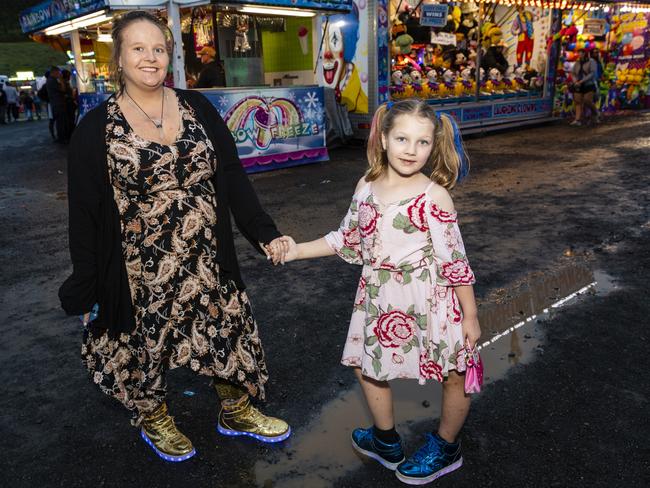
top-left (0, 112), bottom-right (648, 487)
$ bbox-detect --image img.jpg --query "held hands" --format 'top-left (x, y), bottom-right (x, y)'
top-left (462, 315), bottom-right (482, 349)
top-left (263, 236), bottom-right (298, 265)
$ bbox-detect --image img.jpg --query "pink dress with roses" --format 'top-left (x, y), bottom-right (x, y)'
top-left (325, 182), bottom-right (475, 384)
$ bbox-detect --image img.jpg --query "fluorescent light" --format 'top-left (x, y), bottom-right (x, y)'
top-left (45, 22), bottom-right (74, 36)
top-left (43, 10), bottom-right (111, 36)
top-left (72, 13), bottom-right (112, 30)
top-left (97, 34), bottom-right (113, 42)
top-left (238, 6), bottom-right (316, 17)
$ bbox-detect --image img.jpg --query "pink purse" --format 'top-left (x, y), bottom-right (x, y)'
top-left (464, 342), bottom-right (484, 394)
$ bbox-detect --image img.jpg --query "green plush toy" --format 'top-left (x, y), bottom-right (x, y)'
top-left (395, 33), bottom-right (414, 54)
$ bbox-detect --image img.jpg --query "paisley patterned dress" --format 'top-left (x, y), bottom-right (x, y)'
top-left (82, 97), bottom-right (268, 420)
top-left (325, 182), bottom-right (476, 384)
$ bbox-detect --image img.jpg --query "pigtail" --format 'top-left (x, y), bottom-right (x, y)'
top-left (430, 113), bottom-right (470, 190)
top-left (365, 103), bottom-right (390, 182)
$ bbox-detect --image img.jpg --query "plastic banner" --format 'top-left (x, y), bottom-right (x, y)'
top-left (202, 86), bottom-right (328, 172)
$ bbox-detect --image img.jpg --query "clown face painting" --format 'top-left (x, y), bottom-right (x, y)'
top-left (318, 2), bottom-right (369, 113)
top-left (322, 21), bottom-right (345, 88)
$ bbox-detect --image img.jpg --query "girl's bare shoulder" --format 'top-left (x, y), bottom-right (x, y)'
top-left (426, 182), bottom-right (455, 213)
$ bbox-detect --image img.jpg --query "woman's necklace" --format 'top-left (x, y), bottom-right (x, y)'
top-left (125, 87), bottom-right (165, 138)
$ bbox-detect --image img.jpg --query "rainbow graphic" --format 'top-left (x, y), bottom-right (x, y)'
top-left (224, 96), bottom-right (303, 150)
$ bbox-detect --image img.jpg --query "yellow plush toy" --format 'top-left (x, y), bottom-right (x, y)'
top-left (481, 22), bottom-right (503, 49)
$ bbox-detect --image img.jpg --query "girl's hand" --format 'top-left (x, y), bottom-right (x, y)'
top-left (267, 237), bottom-right (291, 265)
top-left (462, 315), bottom-right (481, 349)
top-left (277, 236), bottom-right (298, 264)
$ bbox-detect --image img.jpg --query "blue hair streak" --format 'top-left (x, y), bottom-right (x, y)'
top-left (436, 111), bottom-right (469, 183)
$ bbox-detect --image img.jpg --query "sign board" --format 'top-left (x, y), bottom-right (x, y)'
top-left (420, 4), bottom-right (449, 28)
top-left (203, 86), bottom-right (328, 172)
top-left (431, 31), bottom-right (457, 46)
top-left (583, 19), bottom-right (607, 37)
top-left (19, 0), bottom-right (106, 33)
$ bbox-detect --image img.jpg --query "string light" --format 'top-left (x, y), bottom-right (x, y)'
top-left (452, 0), bottom-right (650, 11)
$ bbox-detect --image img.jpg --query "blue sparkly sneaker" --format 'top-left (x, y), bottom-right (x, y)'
top-left (396, 433), bottom-right (463, 485)
top-left (351, 427), bottom-right (405, 470)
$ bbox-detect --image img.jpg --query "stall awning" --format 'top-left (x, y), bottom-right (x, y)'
top-left (173, 0), bottom-right (353, 13)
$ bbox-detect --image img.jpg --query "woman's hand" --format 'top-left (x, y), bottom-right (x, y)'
top-left (462, 315), bottom-right (482, 349)
top-left (265, 237), bottom-right (290, 265)
top-left (266, 236), bottom-right (298, 264)
top-left (279, 236), bottom-right (298, 263)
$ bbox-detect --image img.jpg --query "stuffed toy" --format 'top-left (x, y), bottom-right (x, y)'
top-left (390, 68), bottom-right (406, 97)
top-left (424, 67), bottom-right (440, 97)
top-left (459, 3), bottom-right (479, 41)
top-left (234, 15), bottom-right (251, 52)
top-left (410, 68), bottom-right (424, 95)
top-left (481, 22), bottom-right (503, 49)
top-left (454, 50), bottom-right (468, 71)
top-left (391, 22), bottom-right (414, 55)
top-left (442, 68), bottom-right (456, 96)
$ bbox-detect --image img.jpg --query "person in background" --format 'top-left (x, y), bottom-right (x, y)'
top-left (570, 49), bottom-right (599, 126)
top-left (20, 90), bottom-right (35, 121)
top-left (38, 71), bottom-right (55, 138)
top-left (195, 45), bottom-right (226, 88)
top-left (590, 48), bottom-right (604, 107)
top-left (0, 82), bottom-right (7, 124)
top-left (61, 69), bottom-right (77, 141)
top-left (46, 67), bottom-right (66, 142)
top-left (3, 82), bottom-right (19, 122)
top-left (32, 89), bottom-right (42, 120)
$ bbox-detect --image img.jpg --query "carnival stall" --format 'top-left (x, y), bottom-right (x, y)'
top-left (552, 2), bottom-right (650, 118)
top-left (316, 0), bottom-right (629, 132)
top-left (313, 0), bottom-right (566, 132)
top-left (20, 0), bottom-right (354, 172)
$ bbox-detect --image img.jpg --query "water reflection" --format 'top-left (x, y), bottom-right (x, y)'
top-left (255, 266), bottom-right (615, 487)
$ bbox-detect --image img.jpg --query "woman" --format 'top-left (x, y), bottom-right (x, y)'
top-left (570, 49), bottom-right (600, 126)
top-left (59, 11), bottom-right (290, 462)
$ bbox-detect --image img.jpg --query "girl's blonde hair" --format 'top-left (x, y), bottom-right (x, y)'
top-left (110, 10), bottom-right (173, 97)
top-left (366, 99), bottom-right (470, 189)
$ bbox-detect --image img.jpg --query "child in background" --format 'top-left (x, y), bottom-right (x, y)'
top-left (272, 99), bottom-right (480, 485)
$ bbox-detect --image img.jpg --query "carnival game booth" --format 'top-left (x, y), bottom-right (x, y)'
top-left (20, 0), bottom-right (355, 172)
top-left (315, 0), bottom-right (579, 133)
top-left (552, 1), bottom-right (650, 118)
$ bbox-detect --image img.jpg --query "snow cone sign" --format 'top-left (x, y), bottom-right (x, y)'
top-left (202, 86), bottom-right (328, 173)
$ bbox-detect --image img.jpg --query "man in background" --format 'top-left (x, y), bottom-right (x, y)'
top-left (3, 82), bottom-right (19, 122)
top-left (195, 46), bottom-right (226, 88)
top-left (0, 82), bottom-right (7, 124)
top-left (46, 66), bottom-right (66, 143)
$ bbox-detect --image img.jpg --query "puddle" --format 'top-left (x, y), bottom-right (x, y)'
top-left (254, 265), bottom-right (617, 487)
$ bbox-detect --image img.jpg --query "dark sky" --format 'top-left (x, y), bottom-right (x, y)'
top-left (2, 0), bottom-right (44, 41)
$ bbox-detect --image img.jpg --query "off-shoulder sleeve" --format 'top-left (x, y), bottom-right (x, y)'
top-left (426, 202), bottom-right (476, 286)
top-left (325, 197), bottom-right (363, 265)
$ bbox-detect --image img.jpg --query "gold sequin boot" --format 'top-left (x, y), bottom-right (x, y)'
top-left (140, 402), bottom-right (196, 462)
top-left (214, 381), bottom-right (291, 443)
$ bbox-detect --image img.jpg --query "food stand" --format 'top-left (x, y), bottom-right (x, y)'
top-left (20, 0), bottom-right (355, 172)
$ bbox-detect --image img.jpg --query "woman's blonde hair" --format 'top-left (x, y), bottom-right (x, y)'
top-left (366, 99), bottom-right (470, 189)
top-left (110, 10), bottom-right (173, 97)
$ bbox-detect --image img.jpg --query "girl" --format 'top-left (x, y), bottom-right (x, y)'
top-left (274, 99), bottom-right (480, 485)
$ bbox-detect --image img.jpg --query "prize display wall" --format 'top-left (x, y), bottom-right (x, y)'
top-left (384, 0), bottom-right (559, 128)
top-left (553, 7), bottom-right (650, 117)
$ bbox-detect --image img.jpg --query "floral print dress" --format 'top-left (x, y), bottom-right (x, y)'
top-left (82, 98), bottom-right (268, 420)
top-left (325, 182), bottom-right (476, 384)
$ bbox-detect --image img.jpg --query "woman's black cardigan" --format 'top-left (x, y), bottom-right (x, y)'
top-left (58, 88), bottom-right (281, 335)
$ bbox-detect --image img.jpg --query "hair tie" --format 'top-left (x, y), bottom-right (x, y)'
top-left (386, 101), bottom-right (394, 110)
top-left (434, 111), bottom-right (441, 120)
